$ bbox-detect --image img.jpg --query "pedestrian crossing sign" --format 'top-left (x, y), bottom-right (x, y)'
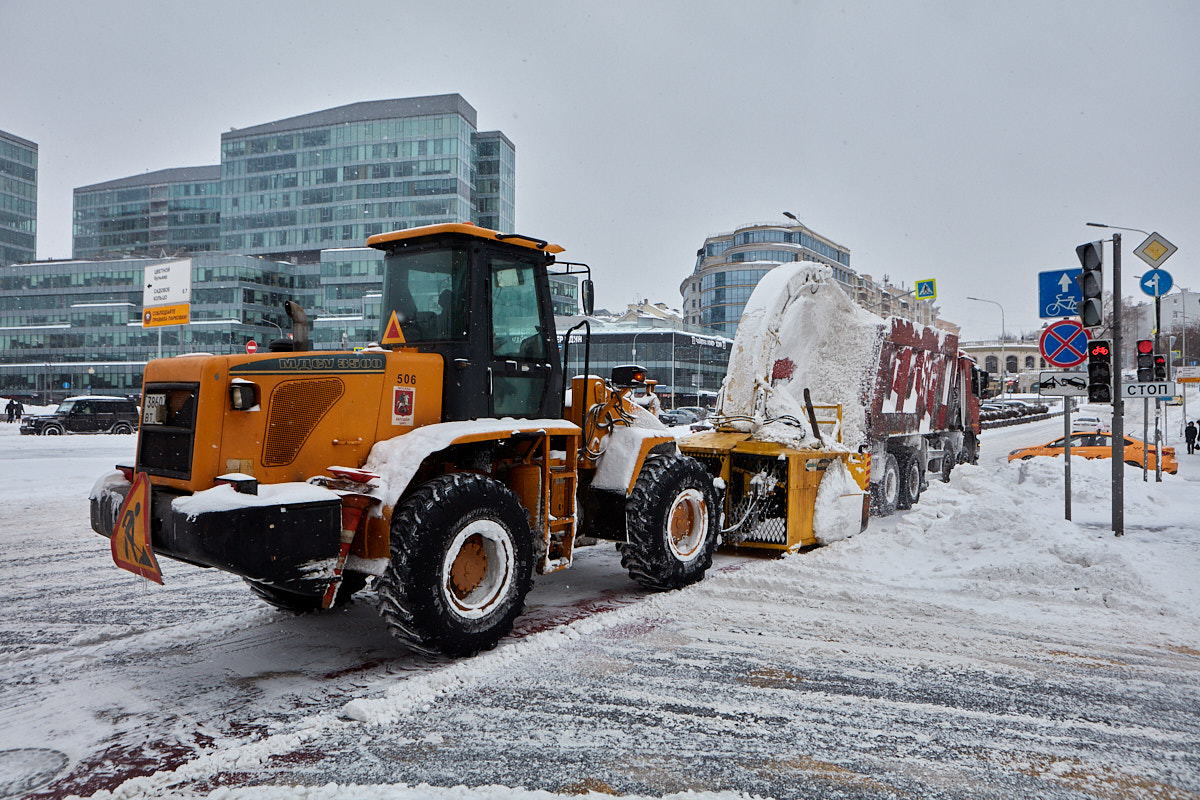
top-left (916, 279), bottom-right (937, 300)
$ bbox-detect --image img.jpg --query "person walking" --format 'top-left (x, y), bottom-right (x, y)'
top-left (13, 400), bottom-right (22, 421)
top-left (4, 399), bottom-right (14, 423)
top-left (1186, 421), bottom-right (1198, 455)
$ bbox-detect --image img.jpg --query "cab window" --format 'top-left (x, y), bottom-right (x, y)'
top-left (490, 259), bottom-right (545, 359)
top-left (380, 247), bottom-right (469, 343)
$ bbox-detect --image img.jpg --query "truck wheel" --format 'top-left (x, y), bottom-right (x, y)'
top-left (870, 453), bottom-right (899, 516)
top-left (620, 455), bottom-right (718, 591)
top-left (245, 572), bottom-right (368, 614)
top-left (898, 454), bottom-right (922, 510)
top-left (376, 473), bottom-right (534, 658)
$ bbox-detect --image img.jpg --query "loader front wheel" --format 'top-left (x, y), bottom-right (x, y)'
top-left (870, 453), bottom-right (899, 516)
top-left (620, 455), bottom-right (718, 591)
top-left (376, 473), bottom-right (534, 658)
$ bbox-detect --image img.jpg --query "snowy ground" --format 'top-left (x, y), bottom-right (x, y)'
top-left (1, 395), bottom-right (1198, 800)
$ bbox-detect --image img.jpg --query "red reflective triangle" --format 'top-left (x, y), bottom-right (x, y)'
top-left (381, 310), bottom-right (406, 345)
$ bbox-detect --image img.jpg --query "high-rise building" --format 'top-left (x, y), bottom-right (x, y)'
top-left (681, 220), bottom-right (853, 337)
top-left (218, 94), bottom-right (515, 263)
top-left (73, 166), bottom-right (222, 260)
top-left (0, 129), bottom-right (38, 267)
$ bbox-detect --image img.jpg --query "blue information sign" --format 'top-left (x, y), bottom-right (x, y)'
top-left (1038, 269), bottom-right (1083, 319)
top-left (1140, 269), bottom-right (1173, 297)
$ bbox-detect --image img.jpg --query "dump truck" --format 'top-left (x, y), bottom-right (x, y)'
top-left (680, 261), bottom-right (983, 551)
top-left (90, 224), bottom-right (720, 657)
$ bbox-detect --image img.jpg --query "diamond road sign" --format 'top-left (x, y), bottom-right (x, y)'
top-left (1133, 232), bottom-right (1177, 269)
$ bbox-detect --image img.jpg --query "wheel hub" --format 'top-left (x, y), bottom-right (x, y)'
top-left (441, 520), bottom-right (515, 619)
top-left (666, 489), bottom-right (707, 561)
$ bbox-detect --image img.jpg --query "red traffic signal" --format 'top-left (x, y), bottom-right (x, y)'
top-left (1136, 339), bottom-right (1154, 355)
top-left (1088, 340), bottom-right (1111, 359)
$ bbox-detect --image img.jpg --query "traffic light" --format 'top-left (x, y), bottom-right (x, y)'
top-left (1075, 241), bottom-right (1104, 328)
top-left (1154, 353), bottom-right (1168, 381)
top-left (1136, 339), bottom-right (1154, 382)
top-left (1087, 339), bottom-right (1112, 403)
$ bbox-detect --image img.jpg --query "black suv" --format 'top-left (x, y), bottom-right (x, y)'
top-left (20, 396), bottom-right (139, 436)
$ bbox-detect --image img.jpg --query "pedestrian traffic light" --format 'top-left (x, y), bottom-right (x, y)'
top-left (1087, 339), bottom-right (1112, 403)
top-left (1154, 353), bottom-right (1167, 381)
top-left (1075, 241), bottom-right (1104, 328)
top-left (1136, 339), bottom-right (1154, 382)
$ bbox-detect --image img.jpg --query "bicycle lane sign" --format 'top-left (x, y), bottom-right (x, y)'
top-left (1039, 268), bottom-right (1083, 318)
top-left (1040, 319), bottom-right (1090, 368)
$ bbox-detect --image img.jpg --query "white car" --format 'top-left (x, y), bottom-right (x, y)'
top-left (1073, 413), bottom-right (1110, 433)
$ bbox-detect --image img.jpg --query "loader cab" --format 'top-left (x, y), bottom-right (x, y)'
top-left (368, 224), bottom-right (564, 422)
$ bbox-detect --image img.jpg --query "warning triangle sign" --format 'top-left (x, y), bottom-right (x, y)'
top-left (381, 310), bottom-right (406, 346)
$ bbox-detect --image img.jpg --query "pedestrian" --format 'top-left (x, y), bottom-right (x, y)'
top-left (13, 400), bottom-right (22, 421)
top-left (1187, 421), bottom-right (1198, 456)
top-left (4, 398), bottom-right (14, 423)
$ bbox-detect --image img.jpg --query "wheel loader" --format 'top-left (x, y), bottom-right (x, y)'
top-left (90, 223), bottom-right (719, 657)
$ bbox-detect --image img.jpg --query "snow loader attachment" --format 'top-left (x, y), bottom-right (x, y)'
top-left (89, 223), bottom-right (719, 657)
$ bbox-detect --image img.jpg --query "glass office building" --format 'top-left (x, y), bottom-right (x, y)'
top-left (73, 166), bottom-right (222, 260)
top-left (219, 94), bottom-right (515, 263)
top-left (681, 220), bottom-right (853, 337)
top-left (0, 129), bottom-right (37, 267)
top-left (0, 254), bottom-right (311, 402)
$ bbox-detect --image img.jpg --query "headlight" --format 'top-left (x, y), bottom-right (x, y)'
top-left (229, 382), bottom-right (259, 410)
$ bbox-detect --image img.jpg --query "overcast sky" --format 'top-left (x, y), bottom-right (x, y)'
top-left (3, 0), bottom-right (1197, 340)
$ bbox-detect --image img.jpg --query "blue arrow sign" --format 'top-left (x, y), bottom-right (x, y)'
top-left (1140, 268), bottom-right (1173, 297)
top-left (1038, 268), bottom-right (1082, 319)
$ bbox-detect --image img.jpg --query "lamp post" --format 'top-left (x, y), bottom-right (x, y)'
top-left (967, 297), bottom-right (1006, 397)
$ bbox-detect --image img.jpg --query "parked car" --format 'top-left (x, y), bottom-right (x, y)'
top-left (675, 406), bottom-right (709, 421)
top-left (658, 409), bottom-right (699, 427)
top-left (1008, 432), bottom-right (1176, 474)
top-left (19, 395), bottom-right (139, 436)
top-left (1072, 413), bottom-right (1110, 433)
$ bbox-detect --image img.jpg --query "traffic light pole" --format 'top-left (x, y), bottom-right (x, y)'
top-left (1111, 233), bottom-right (1124, 536)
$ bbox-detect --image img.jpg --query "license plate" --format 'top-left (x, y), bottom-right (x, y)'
top-left (143, 393), bottom-right (166, 425)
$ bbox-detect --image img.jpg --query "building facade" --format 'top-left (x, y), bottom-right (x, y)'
top-left (218, 94), bottom-right (514, 263)
top-left (0, 254), bottom-right (313, 402)
top-left (72, 166), bottom-right (222, 260)
top-left (681, 219), bottom-right (950, 338)
top-left (0, 129), bottom-right (37, 267)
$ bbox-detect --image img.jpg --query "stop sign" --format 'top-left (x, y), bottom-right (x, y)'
top-left (246, 340), bottom-right (258, 354)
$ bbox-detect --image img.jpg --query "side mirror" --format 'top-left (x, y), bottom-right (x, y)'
top-left (581, 279), bottom-right (595, 316)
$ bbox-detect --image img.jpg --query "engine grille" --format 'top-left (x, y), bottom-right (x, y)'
top-left (262, 378), bottom-right (345, 466)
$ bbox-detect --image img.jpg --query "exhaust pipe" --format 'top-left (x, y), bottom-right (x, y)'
top-left (284, 300), bottom-right (311, 352)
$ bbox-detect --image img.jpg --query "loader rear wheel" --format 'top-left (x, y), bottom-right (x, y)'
top-left (870, 453), bottom-right (899, 516)
top-left (620, 455), bottom-right (718, 591)
top-left (376, 473), bottom-right (534, 658)
top-left (245, 572), bottom-right (368, 614)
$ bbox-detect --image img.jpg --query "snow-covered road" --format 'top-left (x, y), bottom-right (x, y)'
top-left (1, 398), bottom-right (1198, 800)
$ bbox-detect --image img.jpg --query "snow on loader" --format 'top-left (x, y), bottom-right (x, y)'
top-left (90, 224), bottom-right (719, 657)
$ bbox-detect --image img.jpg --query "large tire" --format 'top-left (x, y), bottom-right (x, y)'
top-left (897, 453), bottom-right (922, 510)
top-left (619, 455), bottom-right (718, 591)
top-left (870, 453), bottom-right (899, 516)
top-left (246, 572), bottom-right (368, 614)
top-left (376, 473), bottom-right (534, 657)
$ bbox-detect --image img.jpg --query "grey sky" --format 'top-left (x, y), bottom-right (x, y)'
top-left (3, 0), bottom-right (1196, 340)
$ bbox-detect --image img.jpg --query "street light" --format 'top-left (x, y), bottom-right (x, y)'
top-left (967, 296), bottom-right (1007, 397)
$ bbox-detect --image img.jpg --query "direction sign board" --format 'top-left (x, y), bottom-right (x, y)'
top-left (1037, 370), bottom-right (1088, 396)
top-left (1121, 381), bottom-right (1175, 399)
top-left (915, 279), bottom-right (936, 300)
top-left (142, 259), bottom-right (192, 328)
top-left (1133, 232), bottom-right (1177, 269)
top-left (1176, 366), bottom-right (1200, 384)
top-left (1039, 320), bottom-right (1089, 368)
top-left (1038, 268), bottom-right (1082, 318)
top-left (1139, 268), bottom-right (1173, 297)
